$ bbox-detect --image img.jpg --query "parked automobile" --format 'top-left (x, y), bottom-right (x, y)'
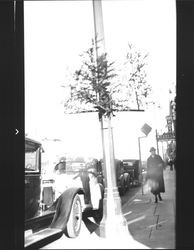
top-left (114, 159), bottom-right (130, 195)
top-left (98, 159), bottom-right (130, 196)
top-left (122, 159), bottom-right (142, 186)
top-left (25, 138), bottom-right (104, 249)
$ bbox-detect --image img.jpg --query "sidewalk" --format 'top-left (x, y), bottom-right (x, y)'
top-left (42, 168), bottom-right (175, 249)
top-left (122, 168), bottom-right (176, 249)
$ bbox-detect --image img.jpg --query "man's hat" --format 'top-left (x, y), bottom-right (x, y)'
top-left (150, 147), bottom-right (156, 152)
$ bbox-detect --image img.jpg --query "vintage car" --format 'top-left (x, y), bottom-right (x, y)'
top-left (114, 159), bottom-right (130, 195)
top-left (98, 159), bottom-right (130, 195)
top-left (25, 138), bottom-right (104, 249)
top-left (122, 159), bottom-right (142, 186)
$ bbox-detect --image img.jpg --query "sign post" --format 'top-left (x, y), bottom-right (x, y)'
top-left (139, 123), bottom-right (152, 195)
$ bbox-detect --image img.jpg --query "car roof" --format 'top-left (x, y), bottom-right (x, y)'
top-left (25, 137), bottom-right (42, 145)
top-left (25, 137), bottom-right (42, 152)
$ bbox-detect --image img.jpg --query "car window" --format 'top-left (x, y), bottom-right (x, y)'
top-left (65, 161), bottom-right (86, 173)
top-left (25, 151), bottom-right (39, 172)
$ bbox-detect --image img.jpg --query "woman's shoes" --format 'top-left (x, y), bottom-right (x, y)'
top-left (158, 194), bottom-right (162, 201)
top-left (154, 194), bottom-right (162, 203)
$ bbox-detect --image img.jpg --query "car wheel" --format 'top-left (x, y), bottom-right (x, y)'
top-left (64, 194), bottom-right (82, 238)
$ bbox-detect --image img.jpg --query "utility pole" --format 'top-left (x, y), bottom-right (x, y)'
top-left (139, 123), bottom-right (152, 195)
top-left (92, 0), bottom-right (131, 239)
top-left (156, 129), bottom-right (159, 154)
top-left (138, 135), bottom-right (146, 195)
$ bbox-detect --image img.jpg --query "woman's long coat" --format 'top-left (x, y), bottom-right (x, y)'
top-left (146, 154), bottom-right (165, 195)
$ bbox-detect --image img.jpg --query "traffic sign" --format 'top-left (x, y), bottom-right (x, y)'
top-left (141, 123), bottom-right (152, 136)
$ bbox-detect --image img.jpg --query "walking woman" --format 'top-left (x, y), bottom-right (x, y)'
top-left (146, 147), bottom-right (165, 203)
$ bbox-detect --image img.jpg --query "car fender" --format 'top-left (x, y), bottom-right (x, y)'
top-left (96, 182), bottom-right (104, 209)
top-left (98, 183), bottom-right (104, 210)
top-left (98, 183), bottom-right (104, 197)
top-left (49, 187), bottom-right (84, 231)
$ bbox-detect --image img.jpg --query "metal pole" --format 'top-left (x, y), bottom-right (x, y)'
top-left (156, 129), bottom-right (159, 154)
top-left (161, 141), bottom-right (164, 160)
top-left (100, 117), bottom-right (107, 187)
top-left (138, 137), bottom-right (144, 195)
top-left (98, 116), bottom-right (130, 238)
top-left (92, 0), bottom-right (131, 239)
top-left (138, 136), bottom-right (146, 195)
top-left (138, 137), bottom-right (142, 170)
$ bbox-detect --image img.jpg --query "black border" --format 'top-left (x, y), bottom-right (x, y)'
top-left (176, 1), bottom-right (194, 249)
top-left (2, 0), bottom-right (194, 249)
top-left (0, 1), bottom-right (24, 249)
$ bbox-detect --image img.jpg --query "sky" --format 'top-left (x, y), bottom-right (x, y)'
top-left (24, 0), bottom-right (176, 161)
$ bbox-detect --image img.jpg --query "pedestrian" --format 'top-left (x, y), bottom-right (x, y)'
top-left (54, 157), bottom-right (83, 199)
top-left (54, 157), bottom-right (66, 174)
top-left (146, 147), bottom-right (165, 203)
top-left (166, 141), bottom-right (176, 171)
top-left (88, 166), bottom-right (102, 209)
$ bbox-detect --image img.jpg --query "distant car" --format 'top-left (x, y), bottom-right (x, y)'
top-left (122, 159), bottom-right (142, 186)
top-left (98, 159), bottom-right (130, 196)
top-left (25, 138), bottom-right (104, 249)
top-left (114, 159), bottom-right (130, 195)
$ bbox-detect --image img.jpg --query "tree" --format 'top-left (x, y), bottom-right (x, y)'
top-left (63, 39), bottom-right (118, 119)
top-left (62, 40), bottom-right (154, 117)
top-left (119, 43), bottom-right (152, 110)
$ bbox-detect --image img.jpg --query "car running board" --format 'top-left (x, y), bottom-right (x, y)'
top-left (25, 228), bottom-right (63, 249)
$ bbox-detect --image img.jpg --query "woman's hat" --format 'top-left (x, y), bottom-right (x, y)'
top-left (150, 147), bottom-right (156, 152)
top-left (59, 157), bottom-right (66, 162)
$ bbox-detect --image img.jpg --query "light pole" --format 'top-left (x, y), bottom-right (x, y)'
top-left (155, 129), bottom-right (159, 154)
top-left (92, 0), bottom-right (131, 239)
top-left (138, 135), bottom-right (146, 195)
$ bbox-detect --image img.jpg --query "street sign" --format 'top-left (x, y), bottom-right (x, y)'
top-left (166, 115), bottom-right (173, 133)
top-left (157, 132), bottom-right (175, 141)
top-left (170, 100), bottom-right (176, 120)
top-left (141, 123), bottom-right (152, 136)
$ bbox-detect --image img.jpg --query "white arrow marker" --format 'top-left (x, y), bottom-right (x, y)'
top-left (15, 129), bottom-right (19, 135)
